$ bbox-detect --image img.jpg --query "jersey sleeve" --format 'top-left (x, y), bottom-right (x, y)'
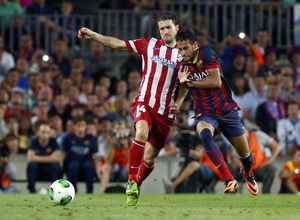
top-left (62, 135), bottom-right (70, 152)
top-left (202, 46), bottom-right (220, 69)
top-left (125, 38), bottom-right (151, 55)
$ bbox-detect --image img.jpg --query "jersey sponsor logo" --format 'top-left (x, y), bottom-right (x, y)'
top-left (197, 59), bottom-right (204, 68)
top-left (136, 105), bottom-right (146, 118)
top-left (189, 70), bottom-right (210, 81)
top-left (151, 55), bottom-right (177, 69)
top-left (71, 145), bottom-right (89, 155)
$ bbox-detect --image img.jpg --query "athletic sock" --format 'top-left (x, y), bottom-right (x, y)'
top-left (136, 160), bottom-right (155, 187)
top-left (240, 152), bottom-right (253, 177)
top-left (200, 128), bottom-right (233, 180)
top-left (128, 139), bottom-right (145, 183)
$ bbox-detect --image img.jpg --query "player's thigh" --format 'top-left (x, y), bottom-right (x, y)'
top-left (195, 114), bottom-right (218, 136)
top-left (228, 133), bottom-right (250, 157)
top-left (148, 114), bottom-right (173, 150)
top-left (135, 120), bottom-right (150, 141)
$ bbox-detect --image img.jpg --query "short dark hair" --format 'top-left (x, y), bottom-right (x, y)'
top-left (158, 12), bottom-right (178, 26)
top-left (72, 116), bottom-right (86, 124)
top-left (176, 29), bottom-right (197, 44)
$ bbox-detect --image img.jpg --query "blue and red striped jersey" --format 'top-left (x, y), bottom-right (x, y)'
top-left (177, 46), bottom-right (240, 117)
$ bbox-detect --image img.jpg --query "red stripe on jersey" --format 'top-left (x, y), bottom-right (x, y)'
top-left (211, 89), bottom-right (222, 116)
top-left (220, 81), bottom-right (232, 112)
top-left (163, 70), bottom-right (179, 117)
top-left (200, 89), bottom-right (211, 115)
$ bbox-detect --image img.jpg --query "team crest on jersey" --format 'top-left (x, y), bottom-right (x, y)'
top-left (46, 148), bottom-right (52, 154)
top-left (151, 55), bottom-right (177, 68)
top-left (197, 59), bottom-right (204, 68)
top-left (84, 140), bottom-right (90, 145)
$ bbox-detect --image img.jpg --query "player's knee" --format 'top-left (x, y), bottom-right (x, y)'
top-left (199, 128), bottom-right (213, 144)
top-left (135, 129), bottom-right (149, 142)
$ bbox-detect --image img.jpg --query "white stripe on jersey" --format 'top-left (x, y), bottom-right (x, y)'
top-left (149, 46), bottom-right (167, 108)
top-left (129, 40), bottom-right (138, 53)
top-left (158, 48), bottom-right (179, 114)
top-left (138, 38), bottom-right (157, 102)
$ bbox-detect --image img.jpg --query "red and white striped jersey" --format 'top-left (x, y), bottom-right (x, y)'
top-left (125, 38), bottom-right (180, 119)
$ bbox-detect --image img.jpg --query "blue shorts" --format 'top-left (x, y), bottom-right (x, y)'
top-left (199, 164), bottom-right (217, 181)
top-left (194, 109), bottom-right (245, 139)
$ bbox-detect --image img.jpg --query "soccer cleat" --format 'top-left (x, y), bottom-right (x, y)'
top-left (126, 180), bottom-right (140, 206)
top-left (240, 168), bottom-right (259, 196)
top-left (224, 178), bottom-right (239, 194)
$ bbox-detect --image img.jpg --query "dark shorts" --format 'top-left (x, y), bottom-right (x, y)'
top-left (194, 109), bottom-right (245, 139)
top-left (132, 101), bottom-right (174, 149)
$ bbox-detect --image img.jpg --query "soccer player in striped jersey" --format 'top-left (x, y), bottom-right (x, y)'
top-left (171, 29), bottom-right (259, 195)
top-left (78, 12), bottom-right (187, 205)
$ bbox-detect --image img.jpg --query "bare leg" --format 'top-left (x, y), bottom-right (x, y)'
top-left (285, 176), bottom-right (300, 194)
top-left (172, 161), bottom-right (201, 193)
top-left (228, 134), bottom-right (250, 158)
top-left (100, 164), bottom-right (112, 194)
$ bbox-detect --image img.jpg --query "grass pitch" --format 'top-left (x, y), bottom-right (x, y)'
top-left (0, 193), bottom-right (299, 220)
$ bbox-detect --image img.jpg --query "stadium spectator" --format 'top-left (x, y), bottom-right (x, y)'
top-left (59, 77), bottom-right (72, 98)
top-left (78, 77), bottom-right (94, 105)
top-left (0, 36), bottom-right (15, 77)
top-left (0, 0), bottom-right (23, 33)
top-left (48, 93), bottom-right (67, 124)
top-left (222, 44), bottom-right (247, 85)
top-left (229, 126), bottom-right (280, 194)
top-left (84, 41), bottom-right (113, 83)
top-left (162, 134), bottom-right (228, 193)
top-left (22, 73), bottom-right (41, 111)
top-left (0, 143), bottom-right (21, 193)
top-left (16, 57), bottom-right (30, 89)
top-left (127, 70), bottom-right (141, 95)
top-left (256, 81), bottom-right (286, 139)
top-left (62, 116), bottom-right (98, 193)
top-left (243, 58), bottom-right (260, 91)
top-left (64, 84), bottom-right (86, 117)
top-left (280, 74), bottom-right (300, 106)
top-left (48, 114), bottom-right (66, 149)
top-left (0, 106), bottom-right (9, 139)
top-left (99, 117), bottom-right (129, 194)
top-left (279, 147), bottom-right (300, 194)
top-left (84, 94), bottom-right (99, 117)
top-left (277, 102), bottom-right (300, 156)
top-left (251, 28), bottom-right (269, 65)
top-left (31, 99), bottom-right (50, 124)
top-left (5, 91), bottom-right (31, 120)
top-left (230, 74), bottom-right (250, 117)
top-left (120, 53), bottom-right (142, 80)
top-left (241, 75), bottom-right (267, 127)
top-left (288, 45), bottom-right (300, 88)
top-left (109, 80), bottom-right (128, 112)
top-left (27, 121), bottom-right (61, 193)
top-left (94, 84), bottom-right (110, 113)
top-left (5, 133), bottom-right (19, 155)
top-left (16, 34), bottom-right (35, 62)
top-left (63, 56), bottom-right (90, 77)
top-left (258, 45), bottom-right (280, 81)
top-left (7, 68), bottom-right (23, 92)
top-left (108, 96), bottom-right (133, 127)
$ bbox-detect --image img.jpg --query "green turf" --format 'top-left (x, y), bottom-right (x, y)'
top-left (0, 194), bottom-right (299, 220)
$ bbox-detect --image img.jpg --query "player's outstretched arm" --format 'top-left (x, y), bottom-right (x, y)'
top-left (169, 85), bottom-right (189, 114)
top-left (78, 27), bottom-right (128, 51)
top-left (186, 68), bottom-right (222, 89)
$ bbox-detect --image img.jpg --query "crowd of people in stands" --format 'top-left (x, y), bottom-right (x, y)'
top-left (0, 0), bottom-right (300, 195)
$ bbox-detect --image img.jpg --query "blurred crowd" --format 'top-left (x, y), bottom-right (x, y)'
top-left (1, 0), bottom-right (300, 195)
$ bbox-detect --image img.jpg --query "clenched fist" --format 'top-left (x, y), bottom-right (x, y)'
top-left (78, 27), bottom-right (94, 39)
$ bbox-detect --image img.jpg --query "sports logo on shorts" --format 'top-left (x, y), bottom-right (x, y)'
top-left (136, 105), bottom-right (146, 118)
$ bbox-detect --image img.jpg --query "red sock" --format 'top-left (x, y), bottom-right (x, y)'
top-left (136, 160), bottom-right (155, 187)
top-left (128, 139), bottom-right (145, 182)
top-left (222, 168), bottom-right (234, 180)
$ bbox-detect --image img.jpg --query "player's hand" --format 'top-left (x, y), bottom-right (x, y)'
top-left (178, 65), bottom-right (191, 84)
top-left (78, 27), bottom-right (94, 39)
top-left (169, 103), bottom-right (180, 114)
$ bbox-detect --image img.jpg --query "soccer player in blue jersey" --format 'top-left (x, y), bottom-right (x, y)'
top-left (170, 29), bottom-right (259, 195)
top-left (62, 116), bottom-right (98, 193)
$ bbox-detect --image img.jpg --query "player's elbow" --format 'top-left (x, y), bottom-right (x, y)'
top-left (214, 79), bottom-right (222, 88)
